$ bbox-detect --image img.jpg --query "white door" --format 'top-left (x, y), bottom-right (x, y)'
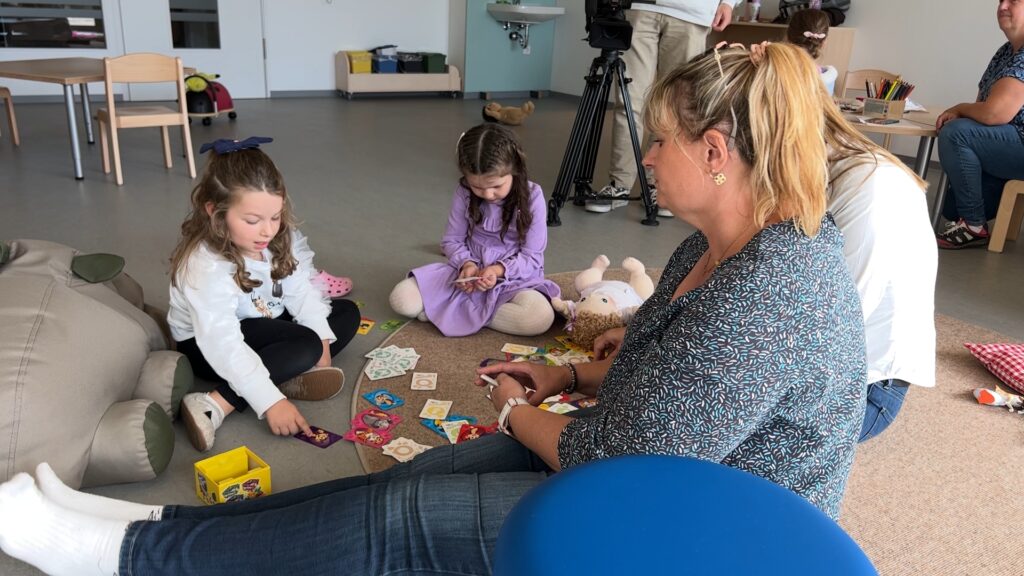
top-left (118, 0), bottom-right (266, 101)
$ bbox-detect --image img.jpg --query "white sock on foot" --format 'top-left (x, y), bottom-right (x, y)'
top-left (0, 473), bottom-right (128, 576)
top-left (36, 463), bottom-right (163, 522)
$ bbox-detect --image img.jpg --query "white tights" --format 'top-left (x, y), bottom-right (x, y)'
top-left (389, 277), bottom-right (554, 336)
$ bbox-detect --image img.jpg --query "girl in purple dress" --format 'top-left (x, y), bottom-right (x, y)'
top-left (389, 124), bottom-right (560, 337)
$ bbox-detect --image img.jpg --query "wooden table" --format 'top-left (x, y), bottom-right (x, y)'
top-left (840, 101), bottom-right (948, 227)
top-left (0, 58), bottom-right (107, 179)
top-left (0, 57), bottom-right (194, 180)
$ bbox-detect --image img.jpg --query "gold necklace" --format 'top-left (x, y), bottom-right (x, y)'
top-left (702, 224), bottom-right (755, 276)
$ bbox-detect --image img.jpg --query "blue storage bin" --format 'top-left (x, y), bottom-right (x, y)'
top-left (372, 54), bottom-right (398, 74)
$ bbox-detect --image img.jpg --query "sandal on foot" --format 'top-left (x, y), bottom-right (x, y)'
top-left (313, 270), bottom-right (353, 298)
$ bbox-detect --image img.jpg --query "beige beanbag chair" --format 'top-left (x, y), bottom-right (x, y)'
top-left (0, 239), bottom-right (193, 488)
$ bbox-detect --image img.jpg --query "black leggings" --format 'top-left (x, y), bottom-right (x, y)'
top-left (177, 299), bottom-right (361, 412)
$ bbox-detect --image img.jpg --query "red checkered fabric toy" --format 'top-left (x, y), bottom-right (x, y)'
top-left (965, 343), bottom-right (1024, 395)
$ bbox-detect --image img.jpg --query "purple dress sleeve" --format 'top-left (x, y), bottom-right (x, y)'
top-left (498, 183), bottom-right (548, 280)
top-left (440, 186), bottom-right (476, 269)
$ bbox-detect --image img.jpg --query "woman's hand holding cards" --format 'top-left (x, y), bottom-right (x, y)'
top-left (477, 361), bottom-right (568, 407)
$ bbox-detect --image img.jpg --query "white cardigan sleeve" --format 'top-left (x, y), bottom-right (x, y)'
top-left (284, 231), bottom-right (335, 342)
top-left (181, 253), bottom-right (286, 418)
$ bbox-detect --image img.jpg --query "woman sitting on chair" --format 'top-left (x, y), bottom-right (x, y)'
top-left (0, 44), bottom-right (866, 576)
top-left (935, 0), bottom-right (1024, 249)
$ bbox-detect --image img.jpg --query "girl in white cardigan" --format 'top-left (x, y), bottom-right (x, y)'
top-left (167, 137), bottom-right (360, 452)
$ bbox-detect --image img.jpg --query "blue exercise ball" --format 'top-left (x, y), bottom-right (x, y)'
top-left (494, 455), bottom-right (876, 576)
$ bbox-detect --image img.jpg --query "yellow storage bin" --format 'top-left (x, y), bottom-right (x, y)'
top-left (347, 51), bottom-right (372, 74)
top-left (194, 446), bottom-right (271, 505)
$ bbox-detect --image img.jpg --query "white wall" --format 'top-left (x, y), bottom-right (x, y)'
top-left (842, 0), bottom-right (1000, 157)
top-left (551, 0), bottom-right (597, 96)
top-left (549, 0), bottom-right (1003, 159)
top-left (262, 0), bottom-right (450, 93)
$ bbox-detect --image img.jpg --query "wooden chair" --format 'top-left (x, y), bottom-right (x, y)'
top-left (0, 86), bottom-right (20, 146)
top-left (988, 180), bottom-right (1024, 253)
top-left (843, 69), bottom-right (899, 149)
top-left (96, 53), bottom-right (195, 186)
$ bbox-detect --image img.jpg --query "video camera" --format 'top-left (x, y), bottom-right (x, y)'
top-left (585, 0), bottom-right (633, 51)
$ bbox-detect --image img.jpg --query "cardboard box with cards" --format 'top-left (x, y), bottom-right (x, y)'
top-left (194, 446), bottom-right (271, 505)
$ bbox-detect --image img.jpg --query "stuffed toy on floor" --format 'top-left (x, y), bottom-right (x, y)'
top-left (0, 239), bottom-right (193, 488)
top-left (552, 255), bottom-right (655, 351)
top-left (482, 101), bottom-right (535, 126)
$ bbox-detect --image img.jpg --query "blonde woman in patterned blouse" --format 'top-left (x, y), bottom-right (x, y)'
top-left (0, 44), bottom-right (865, 576)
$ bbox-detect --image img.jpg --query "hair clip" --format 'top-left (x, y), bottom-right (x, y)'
top-left (802, 31), bottom-right (827, 39)
top-left (749, 41), bottom-right (770, 66)
top-left (200, 136), bottom-right (274, 155)
top-left (712, 41), bottom-right (747, 78)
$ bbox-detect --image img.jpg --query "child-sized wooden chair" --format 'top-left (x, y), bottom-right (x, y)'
top-left (0, 86), bottom-right (20, 146)
top-left (96, 53), bottom-right (195, 186)
top-left (988, 180), bottom-right (1024, 253)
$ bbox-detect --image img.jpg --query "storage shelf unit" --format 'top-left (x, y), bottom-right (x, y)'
top-left (335, 52), bottom-right (462, 99)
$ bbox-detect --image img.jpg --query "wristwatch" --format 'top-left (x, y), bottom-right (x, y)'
top-left (498, 397), bottom-right (530, 437)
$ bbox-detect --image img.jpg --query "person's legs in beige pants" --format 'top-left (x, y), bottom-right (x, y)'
top-left (608, 11), bottom-right (709, 192)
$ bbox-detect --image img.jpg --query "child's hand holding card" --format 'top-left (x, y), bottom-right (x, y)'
top-left (294, 426), bottom-right (343, 449)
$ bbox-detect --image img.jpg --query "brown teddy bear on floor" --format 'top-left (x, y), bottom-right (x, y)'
top-left (482, 101), bottom-right (535, 126)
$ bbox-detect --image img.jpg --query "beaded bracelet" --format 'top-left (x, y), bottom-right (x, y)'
top-left (565, 364), bottom-right (578, 395)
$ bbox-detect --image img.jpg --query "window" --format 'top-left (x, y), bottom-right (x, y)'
top-left (0, 1), bottom-right (106, 49)
top-left (170, 0), bottom-right (220, 49)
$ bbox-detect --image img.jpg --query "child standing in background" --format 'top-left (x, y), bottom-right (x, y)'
top-left (390, 124), bottom-right (559, 337)
top-left (786, 9), bottom-right (838, 95)
top-left (168, 137), bottom-right (360, 452)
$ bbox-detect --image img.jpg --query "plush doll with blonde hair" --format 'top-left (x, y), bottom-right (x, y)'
top-left (551, 255), bottom-right (654, 350)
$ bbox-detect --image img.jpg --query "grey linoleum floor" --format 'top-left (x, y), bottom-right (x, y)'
top-left (1, 95), bottom-right (1022, 574)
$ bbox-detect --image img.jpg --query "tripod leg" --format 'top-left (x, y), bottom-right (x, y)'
top-left (615, 60), bottom-right (658, 226)
top-left (573, 57), bottom-right (616, 206)
top-left (548, 57), bottom-right (611, 226)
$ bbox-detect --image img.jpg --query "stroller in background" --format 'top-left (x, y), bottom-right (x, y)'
top-left (184, 72), bottom-right (237, 126)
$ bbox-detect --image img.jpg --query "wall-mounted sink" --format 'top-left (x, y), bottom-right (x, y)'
top-left (486, 4), bottom-right (565, 25)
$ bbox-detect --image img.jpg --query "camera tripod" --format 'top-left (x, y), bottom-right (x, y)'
top-left (547, 48), bottom-right (658, 227)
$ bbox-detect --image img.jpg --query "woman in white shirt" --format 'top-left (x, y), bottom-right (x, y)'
top-left (822, 99), bottom-right (938, 441)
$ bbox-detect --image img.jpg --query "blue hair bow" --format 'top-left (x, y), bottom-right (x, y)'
top-left (199, 136), bottom-right (273, 155)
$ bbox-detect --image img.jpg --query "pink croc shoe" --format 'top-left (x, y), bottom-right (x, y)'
top-left (313, 270), bottom-right (353, 298)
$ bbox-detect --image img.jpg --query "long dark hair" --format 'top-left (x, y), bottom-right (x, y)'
top-left (169, 148), bottom-right (297, 292)
top-left (457, 123), bottom-right (532, 244)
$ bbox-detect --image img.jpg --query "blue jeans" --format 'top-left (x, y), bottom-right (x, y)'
top-left (119, 433), bottom-right (553, 575)
top-left (858, 379), bottom-right (910, 443)
top-left (938, 118), bottom-right (1024, 226)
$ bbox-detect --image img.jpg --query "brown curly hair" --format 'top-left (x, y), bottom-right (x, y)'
top-left (169, 148), bottom-right (297, 292)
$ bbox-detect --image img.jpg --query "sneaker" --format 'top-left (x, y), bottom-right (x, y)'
top-left (180, 393), bottom-right (225, 452)
top-left (585, 184), bottom-right (631, 213)
top-left (648, 185), bottom-right (673, 218)
top-left (279, 366), bottom-right (346, 401)
top-left (936, 219), bottom-right (990, 249)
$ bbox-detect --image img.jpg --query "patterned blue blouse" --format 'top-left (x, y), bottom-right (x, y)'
top-left (979, 42), bottom-right (1024, 143)
top-left (558, 217), bottom-right (867, 519)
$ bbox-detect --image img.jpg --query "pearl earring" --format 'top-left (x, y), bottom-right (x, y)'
top-left (712, 172), bottom-right (727, 186)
